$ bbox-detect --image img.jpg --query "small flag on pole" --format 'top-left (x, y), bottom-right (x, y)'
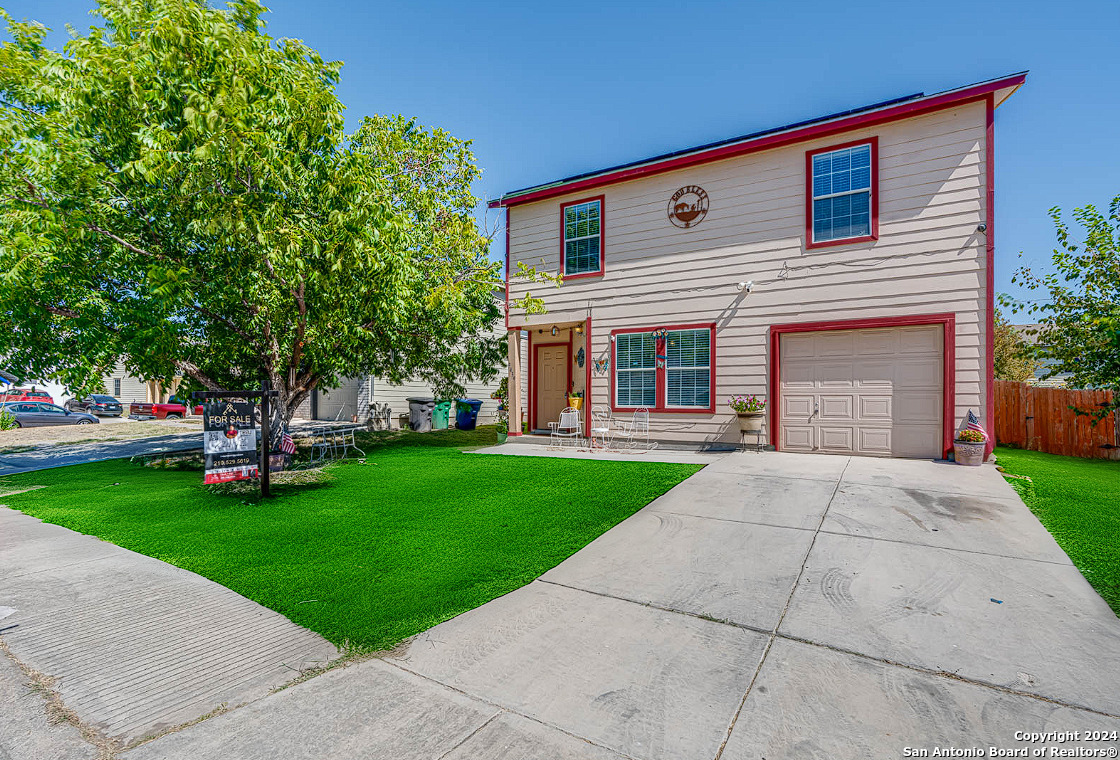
top-left (966, 409), bottom-right (989, 441)
top-left (280, 431), bottom-right (296, 455)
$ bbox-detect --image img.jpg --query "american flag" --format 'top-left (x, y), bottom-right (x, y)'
top-left (279, 431), bottom-right (296, 455)
top-left (966, 409), bottom-right (989, 441)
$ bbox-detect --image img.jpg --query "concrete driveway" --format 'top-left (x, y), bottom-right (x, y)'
top-left (117, 450), bottom-right (1120, 760)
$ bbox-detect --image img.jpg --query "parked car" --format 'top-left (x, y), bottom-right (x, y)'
top-left (0, 401), bottom-right (99, 427)
top-left (129, 401), bottom-right (188, 420)
top-left (0, 387), bottom-right (54, 403)
top-left (65, 394), bottom-right (124, 417)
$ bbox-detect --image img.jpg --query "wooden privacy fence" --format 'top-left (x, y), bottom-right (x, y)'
top-left (994, 380), bottom-right (1119, 459)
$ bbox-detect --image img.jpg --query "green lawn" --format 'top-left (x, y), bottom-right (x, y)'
top-left (0, 429), bottom-right (701, 650)
top-left (996, 446), bottom-right (1120, 615)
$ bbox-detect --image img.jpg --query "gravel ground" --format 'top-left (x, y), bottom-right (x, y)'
top-left (0, 418), bottom-right (201, 453)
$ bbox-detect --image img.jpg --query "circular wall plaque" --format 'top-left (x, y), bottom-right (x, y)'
top-left (667, 185), bottom-right (709, 228)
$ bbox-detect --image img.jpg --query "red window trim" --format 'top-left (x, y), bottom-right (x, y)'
top-left (768, 313), bottom-right (956, 459)
top-left (559, 195), bottom-right (606, 280)
top-left (610, 323), bottom-right (716, 414)
top-left (805, 136), bottom-right (879, 250)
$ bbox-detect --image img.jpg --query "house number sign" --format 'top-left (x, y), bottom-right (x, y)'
top-left (667, 185), bottom-right (709, 228)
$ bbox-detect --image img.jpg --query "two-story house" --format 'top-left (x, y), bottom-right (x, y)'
top-left (493, 73), bottom-right (1026, 458)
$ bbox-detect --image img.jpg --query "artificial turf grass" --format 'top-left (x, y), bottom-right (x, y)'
top-left (0, 433), bottom-right (701, 651)
top-left (995, 446), bottom-right (1120, 616)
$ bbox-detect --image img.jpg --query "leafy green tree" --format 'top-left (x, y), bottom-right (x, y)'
top-left (1003, 197), bottom-right (1120, 421)
top-left (0, 0), bottom-right (552, 423)
top-left (992, 310), bottom-right (1039, 382)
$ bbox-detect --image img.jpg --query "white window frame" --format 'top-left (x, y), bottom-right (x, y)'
top-left (613, 331), bottom-right (656, 408)
top-left (562, 198), bottom-right (603, 276)
top-left (810, 142), bottom-right (874, 245)
top-left (664, 328), bottom-right (712, 409)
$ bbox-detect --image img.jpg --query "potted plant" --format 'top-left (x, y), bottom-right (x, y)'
top-left (729, 394), bottom-right (766, 433)
top-left (953, 428), bottom-right (986, 466)
top-left (567, 389), bottom-right (584, 410)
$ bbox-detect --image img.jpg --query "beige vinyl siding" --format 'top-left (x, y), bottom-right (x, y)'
top-left (507, 102), bottom-right (990, 447)
top-left (373, 377), bottom-right (504, 428)
top-left (103, 362), bottom-right (157, 405)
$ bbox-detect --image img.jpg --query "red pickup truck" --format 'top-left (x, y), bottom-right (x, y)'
top-left (129, 402), bottom-right (189, 420)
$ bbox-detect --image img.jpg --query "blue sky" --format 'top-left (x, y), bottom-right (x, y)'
top-left (11, 0), bottom-right (1120, 308)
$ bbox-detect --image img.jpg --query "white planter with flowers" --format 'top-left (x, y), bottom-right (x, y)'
top-left (729, 395), bottom-right (767, 433)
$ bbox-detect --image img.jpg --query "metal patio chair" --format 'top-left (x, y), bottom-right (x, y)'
top-left (590, 405), bottom-right (613, 448)
top-left (549, 407), bottom-right (582, 448)
top-left (615, 408), bottom-right (657, 450)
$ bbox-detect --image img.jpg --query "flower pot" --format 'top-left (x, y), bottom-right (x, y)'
top-left (567, 397), bottom-right (583, 410)
top-left (496, 428), bottom-right (508, 444)
top-left (953, 440), bottom-right (986, 466)
top-left (737, 412), bottom-right (765, 433)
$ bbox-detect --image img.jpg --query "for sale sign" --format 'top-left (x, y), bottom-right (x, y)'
top-left (202, 401), bottom-right (258, 485)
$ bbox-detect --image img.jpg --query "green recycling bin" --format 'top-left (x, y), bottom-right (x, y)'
top-left (432, 400), bottom-right (452, 430)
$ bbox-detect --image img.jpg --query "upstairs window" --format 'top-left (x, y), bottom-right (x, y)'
top-left (807, 138), bottom-right (877, 247)
top-left (561, 196), bottom-right (604, 277)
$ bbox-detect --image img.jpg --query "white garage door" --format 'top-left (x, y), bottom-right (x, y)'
top-left (779, 325), bottom-right (943, 458)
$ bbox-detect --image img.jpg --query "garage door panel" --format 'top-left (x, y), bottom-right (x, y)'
top-left (783, 395), bottom-right (814, 419)
top-left (856, 360), bottom-right (895, 388)
top-left (895, 391), bottom-right (941, 423)
top-left (893, 423), bottom-right (942, 458)
top-left (818, 427), bottom-right (854, 452)
top-left (781, 361), bottom-right (815, 388)
top-left (818, 332), bottom-right (855, 357)
top-left (859, 396), bottom-right (892, 420)
top-left (783, 334), bottom-right (817, 358)
top-left (819, 395), bottom-right (854, 420)
top-left (856, 329), bottom-right (897, 356)
top-left (780, 324), bottom-right (944, 459)
top-left (896, 358), bottom-right (942, 388)
top-left (783, 426), bottom-right (814, 451)
top-left (898, 326), bottom-right (941, 354)
top-left (858, 427), bottom-right (892, 455)
top-left (817, 362), bottom-right (855, 388)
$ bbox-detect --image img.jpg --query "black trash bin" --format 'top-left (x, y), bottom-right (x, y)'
top-left (455, 398), bottom-right (484, 431)
top-left (405, 396), bottom-right (436, 432)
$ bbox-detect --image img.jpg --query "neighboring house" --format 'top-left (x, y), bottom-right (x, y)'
top-left (1012, 324), bottom-right (1072, 387)
top-left (102, 362), bottom-right (181, 405)
top-left (294, 373), bottom-right (505, 427)
top-left (102, 361), bottom-right (506, 427)
top-left (495, 73), bottom-right (1027, 457)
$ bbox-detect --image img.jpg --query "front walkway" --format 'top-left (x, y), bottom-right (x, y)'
top-left (120, 452), bottom-right (1120, 759)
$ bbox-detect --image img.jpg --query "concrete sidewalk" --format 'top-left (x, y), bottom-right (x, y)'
top-left (0, 507), bottom-right (338, 753)
top-left (121, 452), bottom-right (1120, 760)
top-left (0, 434), bottom-right (202, 476)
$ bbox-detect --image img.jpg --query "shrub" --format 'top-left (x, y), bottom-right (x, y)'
top-left (956, 429), bottom-right (986, 443)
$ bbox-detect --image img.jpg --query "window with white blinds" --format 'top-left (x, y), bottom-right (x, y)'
top-left (563, 199), bottom-right (602, 275)
top-left (613, 325), bottom-right (714, 410)
top-left (665, 329), bottom-right (711, 408)
top-left (810, 142), bottom-right (873, 243)
top-left (614, 332), bottom-right (656, 407)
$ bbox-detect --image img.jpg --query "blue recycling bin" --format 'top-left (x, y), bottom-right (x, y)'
top-left (455, 398), bottom-right (484, 431)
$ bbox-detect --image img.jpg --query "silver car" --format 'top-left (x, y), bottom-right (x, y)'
top-left (0, 401), bottom-right (100, 428)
